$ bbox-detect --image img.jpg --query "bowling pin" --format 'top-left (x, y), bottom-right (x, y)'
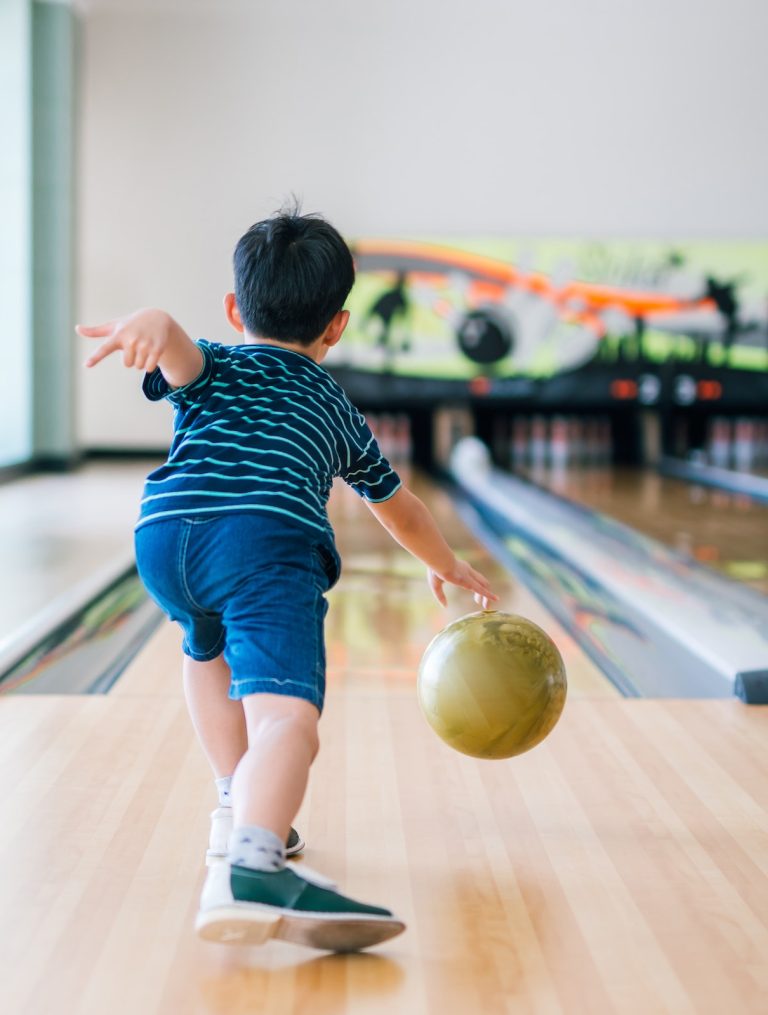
top-left (433, 410), bottom-right (448, 468)
top-left (433, 407), bottom-right (474, 469)
top-left (530, 416), bottom-right (548, 468)
top-left (596, 417), bottom-right (612, 466)
top-left (734, 418), bottom-right (755, 473)
top-left (756, 419), bottom-right (768, 467)
top-left (708, 417), bottom-right (731, 469)
top-left (492, 415), bottom-right (509, 466)
top-left (393, 414), bottom-right (410, 462)
top-left (550, 416), bottom-right (568, 470)
top-left (453, 408), bottom-right (474, 447)
top-left (379, 415), bottom-right (394, 460)
top-left (511, 417), bottom-right (528, 471)
top-left (568, 417), bottom-right (584, 468)
top-left (583, 418), bottom-right (599, 467)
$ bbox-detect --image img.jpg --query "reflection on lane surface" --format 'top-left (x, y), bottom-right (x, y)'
top-left (525, 467), bottom-right (768, 595)
top-left (325, 471), bottom-right (618, 698)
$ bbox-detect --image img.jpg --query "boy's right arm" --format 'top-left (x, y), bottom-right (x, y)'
top-left (76, 308), bottom-right (203, 388)
top-left (365, 486), bottom-right (498, 607)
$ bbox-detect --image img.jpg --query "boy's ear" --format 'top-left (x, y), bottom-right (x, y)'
top-left (324, 309), bottom-right (349, 348)
top-left (224, 292), bottom-right (245, 333)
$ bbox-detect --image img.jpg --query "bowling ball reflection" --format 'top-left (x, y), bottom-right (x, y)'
top-left (417, 611), bottom-right (567, 759)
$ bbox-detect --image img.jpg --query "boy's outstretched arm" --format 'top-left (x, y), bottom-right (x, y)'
top-left (76, 308), bottom-right (203, 388)
top-left (366, 486), bottom-right (499, 607)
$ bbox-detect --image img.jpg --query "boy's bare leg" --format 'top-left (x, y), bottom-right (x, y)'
top-left (230, 693), bottom-right (320, 844)
top-left (198, 691), bottom-right (405, 950)
top-left (183, 655), bottom-right (247, 778)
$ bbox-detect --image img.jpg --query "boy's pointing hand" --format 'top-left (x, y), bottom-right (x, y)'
top-left (77, 308), bottom-right (173, 372)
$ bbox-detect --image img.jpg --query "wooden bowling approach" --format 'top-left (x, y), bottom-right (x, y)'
top-left (1, 466), bottom-right (767, 1014)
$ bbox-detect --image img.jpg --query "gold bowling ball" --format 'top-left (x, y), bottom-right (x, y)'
top-left (417, 611), bottom-right (567, 759)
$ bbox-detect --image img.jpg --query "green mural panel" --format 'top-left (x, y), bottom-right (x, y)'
top-left (341, 238), bottom-right (768, 379)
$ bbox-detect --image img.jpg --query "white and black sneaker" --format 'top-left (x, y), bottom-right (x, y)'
top-left (196, 861), bottom-right (405, 951)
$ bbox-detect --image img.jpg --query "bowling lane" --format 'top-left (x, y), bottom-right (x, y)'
top-left (116, 469), bottom-right (617, 699)
top-left (526, 465), bottom-right (768, 595)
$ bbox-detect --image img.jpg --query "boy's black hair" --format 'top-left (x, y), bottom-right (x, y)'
top-left (233, 206), bottom-right (355, 346)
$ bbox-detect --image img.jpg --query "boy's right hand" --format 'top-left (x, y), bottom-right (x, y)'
top-left (77, 308), bottom-right (175, 371)
top-left (428, 559), bottom-right (498, 609)
top-left (366, 487), bottom-right (499, 608)
top-left (77, 308), bottom-right (204, 388)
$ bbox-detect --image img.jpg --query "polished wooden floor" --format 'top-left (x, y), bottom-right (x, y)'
top-left (2, 475), bottom-right (768, 1014)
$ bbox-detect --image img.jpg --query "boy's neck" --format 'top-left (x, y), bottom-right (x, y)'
top-left (243, 335), bottom-right (324, 363)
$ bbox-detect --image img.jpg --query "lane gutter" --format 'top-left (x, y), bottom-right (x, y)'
top-left (446, 444), bottom-right (768, 702)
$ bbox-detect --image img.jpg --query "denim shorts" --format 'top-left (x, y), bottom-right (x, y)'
top-left (134, 513), bottom-right (341, 712)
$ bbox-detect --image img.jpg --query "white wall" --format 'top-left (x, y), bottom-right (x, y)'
top-left (77, 0), bottom-right (768, 449)
top-left (33, 0), bottom-right (79, 462)
top-left (1, 0), bottom-right (32, 465)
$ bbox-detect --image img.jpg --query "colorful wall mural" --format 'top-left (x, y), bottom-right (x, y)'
top-left (339, 239), bottom-right (768, 380)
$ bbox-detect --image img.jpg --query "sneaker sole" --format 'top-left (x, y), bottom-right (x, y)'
top-left (195, 903), bottom-right (405, 951)
top-left (205, 833), bottom-right (306, 866)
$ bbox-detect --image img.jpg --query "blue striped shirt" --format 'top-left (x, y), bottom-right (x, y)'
top-left (137, 340), bottom-right (401, 541)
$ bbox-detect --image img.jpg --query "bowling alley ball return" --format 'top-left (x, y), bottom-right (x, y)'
top-left (417, 611), bottom-right (567, 759)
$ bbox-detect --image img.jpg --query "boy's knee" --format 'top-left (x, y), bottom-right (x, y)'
top-left (243, 694), bottom-right (320, 759)
top-left (286, 706), bottom-right (320, 761)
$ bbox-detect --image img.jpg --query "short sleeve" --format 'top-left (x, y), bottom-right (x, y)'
top-left (340, 413), bottom-right (402, 503)
top-left (142, 339), bottom-right (219, 407)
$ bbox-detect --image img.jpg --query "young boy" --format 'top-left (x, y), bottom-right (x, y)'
top-left (77, 210), bottom-right (496, 952)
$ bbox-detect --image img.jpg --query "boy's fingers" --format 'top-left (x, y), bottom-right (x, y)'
top-left (76, 321), bottom-right (116, 338)
top-left (466, 576), bottom-right (498, 600)
top-left (469, 570), bottom-right (498, 599)
top-left (429, 574), bottom-right (447, 607)
top-left (84, 337), bottom-right (120, 367)
top-left (470, 566), bottom-right (493, 588)
top-left (461, 573), bottom-right (486, 593)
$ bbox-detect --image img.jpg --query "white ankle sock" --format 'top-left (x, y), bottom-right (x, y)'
top-left (228, 826), bottom-right (285, 872)
top-left (215, 776), bottom-right (232, 807)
